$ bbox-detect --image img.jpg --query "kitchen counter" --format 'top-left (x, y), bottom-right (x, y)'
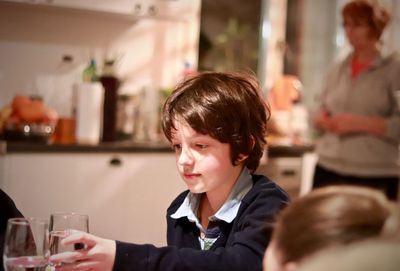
top-left (0, 140), bottom-right (172, 154)
top-left (0, 140), bottom-right (314, 157)
top-left (266, 144), bottom-right (314, 157)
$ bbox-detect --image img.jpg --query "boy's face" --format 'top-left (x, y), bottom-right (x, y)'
top-left (170, 119), bottom-right (243, 196)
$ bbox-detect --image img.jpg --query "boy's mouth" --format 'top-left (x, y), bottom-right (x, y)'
top-left (183, 173), bottom-right (201, 179)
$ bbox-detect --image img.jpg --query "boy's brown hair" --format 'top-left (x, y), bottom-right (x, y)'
top-left (162, 71), bottom-right (270, 172)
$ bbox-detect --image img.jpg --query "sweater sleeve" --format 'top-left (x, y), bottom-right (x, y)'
top-left (112, 183), bottom-right (288, 271)
top-left (385, 115), bottom-right (400, 143)
top-left (385, 54), bottom-right (400, 143)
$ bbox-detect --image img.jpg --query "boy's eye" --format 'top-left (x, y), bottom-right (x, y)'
top-left (172, 144), bottom-right (182, 151)
top-left (195, 144), bottom-right (208, 149)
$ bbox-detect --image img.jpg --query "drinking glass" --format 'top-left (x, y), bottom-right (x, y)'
top-left (3, 217), bottom-right (49, 271)
top-left (49, 213), bottom-right (89, 257)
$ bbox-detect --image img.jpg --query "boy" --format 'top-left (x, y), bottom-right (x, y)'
top-left (51, 72), bottom-right (289, 271)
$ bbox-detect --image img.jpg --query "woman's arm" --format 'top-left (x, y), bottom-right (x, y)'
top-left (328, 111), bottom-right (400, 143)
top-left (313, 108), bottom-right (335, 132)
top-left (329, 114), bottom-right (386, 137)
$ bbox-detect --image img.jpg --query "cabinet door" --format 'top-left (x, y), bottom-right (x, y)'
top-left (0, 152), bottom-right (185, 246)
top-left (256, 157), bottom-right (303, 199)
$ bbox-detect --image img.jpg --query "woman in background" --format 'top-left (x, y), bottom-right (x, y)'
top-left (263, 185), bottom-right (399, 271)
top-left (313, 0), bottom-right (400, 200)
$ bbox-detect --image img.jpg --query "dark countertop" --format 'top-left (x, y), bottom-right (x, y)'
top-left (0, 141), bottom-right (314, 157)
top-left (0, 140), bottom-right (173, 154)
top-left (266, 144), bottom-right (314, 157)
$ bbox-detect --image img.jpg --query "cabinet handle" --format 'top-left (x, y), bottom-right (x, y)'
top-left (109, 157), bottom-right (122, 167)
top-left (281, 169), bottom-right (296, 176)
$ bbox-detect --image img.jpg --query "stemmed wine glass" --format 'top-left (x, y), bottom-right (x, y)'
top-left (3, 217), bottom-right (49, 271)
top-left (49, 212), bottom-right (89, 262)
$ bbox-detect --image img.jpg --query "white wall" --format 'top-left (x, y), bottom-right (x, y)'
top-left (0, 1), bottom-right (200, 122)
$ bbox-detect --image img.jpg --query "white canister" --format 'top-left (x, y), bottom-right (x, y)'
top-left (73, 82), bottom-right (104, 144)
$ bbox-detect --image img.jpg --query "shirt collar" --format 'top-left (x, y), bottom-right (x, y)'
top-left (170, 167), bottom-right (253, 226)
top-left (345, 51), bottom-right (388, 71)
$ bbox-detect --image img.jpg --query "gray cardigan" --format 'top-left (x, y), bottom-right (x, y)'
top-left (316, 51), bottom-right (400, 177)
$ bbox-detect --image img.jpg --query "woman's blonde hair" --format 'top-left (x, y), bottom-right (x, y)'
top-left (272, 185), bottom-right (398, 264)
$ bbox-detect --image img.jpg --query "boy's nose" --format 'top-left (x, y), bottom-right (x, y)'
top-left (178, 147), bottom-right (194, 165)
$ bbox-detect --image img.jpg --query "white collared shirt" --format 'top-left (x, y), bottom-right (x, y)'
top-left (170, 167), bottom-right (253, 249)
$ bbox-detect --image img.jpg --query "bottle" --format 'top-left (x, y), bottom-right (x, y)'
top-left (53, 55), bottom-right (77, 144)
top-left (82, 58), bottom-right (98, 82)
top-left (99, 60), bottom-right (120, 142)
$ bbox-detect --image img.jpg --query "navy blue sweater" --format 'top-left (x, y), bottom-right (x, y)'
top-left (113, 175), bottom-right (289, 271)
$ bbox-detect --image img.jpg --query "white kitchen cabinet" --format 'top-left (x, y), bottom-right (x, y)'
top-left (256, 157), bottom-right (303, 199)
top-left (255, 151), bottom-right (317, 199)
top-left (0, 152), bottom-right (185, 246)
top-left (0, 0), bottom-right (200, 22)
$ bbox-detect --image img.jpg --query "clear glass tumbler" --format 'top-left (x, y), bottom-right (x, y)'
top-left (3, 217), bottom-right (49, 271)
top-left (49, 213), bottom-right (89, 259)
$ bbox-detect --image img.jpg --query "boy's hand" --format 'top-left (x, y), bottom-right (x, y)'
top-left (49, 231), bottom-right (116, 271)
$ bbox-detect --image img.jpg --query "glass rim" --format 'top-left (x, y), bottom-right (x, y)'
top-left (50, 212), bottom-right (89, 218)
top-left (8, 217), bottom-right (48, 225)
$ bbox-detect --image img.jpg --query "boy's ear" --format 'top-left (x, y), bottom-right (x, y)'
top-left (284, 261), bottom-right (298, 271)
top-left (235, 136), bottom-right (255, 164)
top-left (236, 154), bottom-right (249, 163)
top-left (249, 135), bottom-right (255, 150)
top-left (235, 136), bottom-right (255, 165)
